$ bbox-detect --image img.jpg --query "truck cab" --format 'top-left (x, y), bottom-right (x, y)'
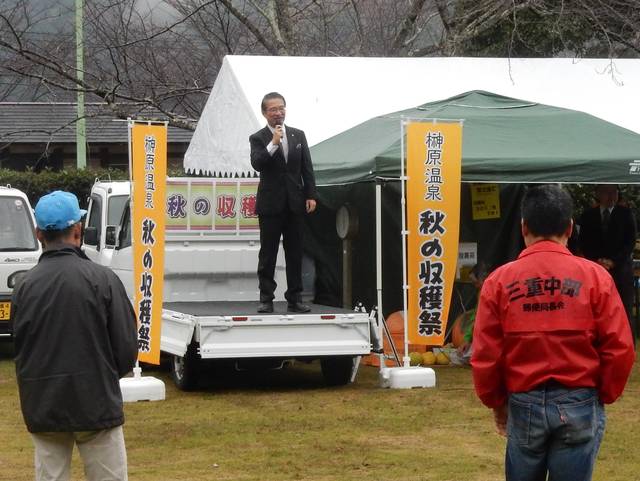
top-left (82, 181), bottom-right (130, 267)
top-left (0, 186), bottom-right (41, 338)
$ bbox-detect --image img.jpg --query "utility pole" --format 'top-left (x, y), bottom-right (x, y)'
top-left (76, 0), bottom-right (86, 169)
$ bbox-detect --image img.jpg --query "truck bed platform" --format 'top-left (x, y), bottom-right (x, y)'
top-left (160, 301), bottom-right (371, 360)
top-left (163, 301), bottom-right (356, 317)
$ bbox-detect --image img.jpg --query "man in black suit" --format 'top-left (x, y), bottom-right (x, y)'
top-left (578, 184), bottom-right (637, 345)
top-left (250, 92), bottom-right (317, 313)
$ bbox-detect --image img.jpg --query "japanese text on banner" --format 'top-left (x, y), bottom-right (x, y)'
top-left (165, 180), bottom-right (259, 231)
top-left (131, 123), bottom-right (167, 365)
top-left (406, 122), bottom-right (462, 345)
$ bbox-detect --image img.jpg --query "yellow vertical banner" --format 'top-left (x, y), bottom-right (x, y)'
top-left (131, 123), bottom-right (167, 364)
top-left (406, 121), bottom-right (462, 345)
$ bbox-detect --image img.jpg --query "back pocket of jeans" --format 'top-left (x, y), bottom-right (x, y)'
top-left (557, 394), bottom-right (597, 445)
top-left (508, 398), bottom-right (531, 445)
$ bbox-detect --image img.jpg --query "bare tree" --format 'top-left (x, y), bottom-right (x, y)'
top-left (167, 1), bottom-right (640, 59)
top-left (0, 0), bottom-right (638, 132)
top-left (442, 0), bottom-right (640, 58)
top-left (0, 0), bottom-right (215, 130)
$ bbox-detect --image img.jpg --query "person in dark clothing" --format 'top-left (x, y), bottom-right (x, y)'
top-left (10, 190), bottom-right (137, 481)
top-left (578, 184), bottom-right (637, 346)
top-left (250, 92), bottom-right (318, 313)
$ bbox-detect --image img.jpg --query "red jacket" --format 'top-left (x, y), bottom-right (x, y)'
top-left (472, 240), bottom-right (635, 408)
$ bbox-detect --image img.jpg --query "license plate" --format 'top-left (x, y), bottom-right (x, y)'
top-left (0, 301), bottom-right (10, 321)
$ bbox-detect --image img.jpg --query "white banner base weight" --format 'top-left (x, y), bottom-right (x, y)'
top-left (379, 366), bottom-right (436, 389)
top-left (120, 367), bottom-right (166, 402)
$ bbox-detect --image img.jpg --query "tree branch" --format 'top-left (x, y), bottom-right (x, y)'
top-left (391, 0), bottom-right (428, 53)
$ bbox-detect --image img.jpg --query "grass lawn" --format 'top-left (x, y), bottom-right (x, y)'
top-left (1, 343), bottom-right (638, 481)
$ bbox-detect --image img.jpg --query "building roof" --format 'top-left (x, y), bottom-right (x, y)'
top-left (0, 102), bottom-right (193, 144)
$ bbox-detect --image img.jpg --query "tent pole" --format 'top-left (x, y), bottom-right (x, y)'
top-left (400, 120), bottom-right (410, 367)
top-left (376, 182), bottom-right (384, 368)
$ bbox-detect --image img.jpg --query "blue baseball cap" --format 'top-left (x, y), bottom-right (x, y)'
top-left (35, 191), bottom-right (87, 231)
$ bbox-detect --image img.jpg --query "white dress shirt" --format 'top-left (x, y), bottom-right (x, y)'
top-left (266, 124), bottom-right (288, 162)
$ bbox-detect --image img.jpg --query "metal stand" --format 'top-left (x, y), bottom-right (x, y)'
top-left (380, 312), bottom-right (402, 366)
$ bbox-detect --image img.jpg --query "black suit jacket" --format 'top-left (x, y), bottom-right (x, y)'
top-left (578, 204), bottom-right (636, 287)
top-left (250, 125), bottom-right (317, 216)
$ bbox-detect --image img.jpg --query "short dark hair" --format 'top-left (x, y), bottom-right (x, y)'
top-left (469, 262), bottom-right (490, 281)
top-left (261, 92), bottom-right (286, 112)
top-left (595, 184), bottom-right (619, 194)
top-left (39, 224), bottom-right (76, 243)
top-left (521, 185), bottom-right (573, 238)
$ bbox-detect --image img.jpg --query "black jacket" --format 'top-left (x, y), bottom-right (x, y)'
top-left (250, 125), bottom-right (317, 215)
top-left (10, 244), bottom-right (137, 433)
top-left (578, 205), bottom-right (636, 279)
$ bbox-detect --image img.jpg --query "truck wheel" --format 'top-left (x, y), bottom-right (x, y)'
top-left (320, 356), bottom-right (354, 386)
top-left (170, 342), bottom-right (200, 391)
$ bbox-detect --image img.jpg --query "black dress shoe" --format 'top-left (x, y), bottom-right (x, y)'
top-left (287, 302), bottom-right (311, 313)
top-left (257, 302), bottom-right (274, 313)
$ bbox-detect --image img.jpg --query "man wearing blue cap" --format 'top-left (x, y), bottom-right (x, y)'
top-left (10, 191), bottom-right (137, 481)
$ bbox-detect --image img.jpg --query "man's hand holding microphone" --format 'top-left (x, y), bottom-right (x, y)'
top-left (272, 122), bottom-right (284, 146)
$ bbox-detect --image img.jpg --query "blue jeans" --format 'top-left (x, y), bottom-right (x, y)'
top-left (506, 383), bottom-right (606, 481)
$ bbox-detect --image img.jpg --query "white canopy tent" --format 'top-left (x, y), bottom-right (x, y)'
top-left (184, 55), bottom-right (640, 176)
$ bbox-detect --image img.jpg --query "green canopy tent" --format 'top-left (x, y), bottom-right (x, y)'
top-left (304, 91), bottom-right (640, 322)
top-left (313, 90), bottom-right (640, 186)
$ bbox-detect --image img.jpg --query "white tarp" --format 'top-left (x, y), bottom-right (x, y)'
top-left (184, 55), bottom-right (640, 175)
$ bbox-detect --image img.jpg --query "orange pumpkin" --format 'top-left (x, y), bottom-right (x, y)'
top-left (362, 311), bottom-right (427, 366)
top-left (450, 313), bottom-right (466, 348)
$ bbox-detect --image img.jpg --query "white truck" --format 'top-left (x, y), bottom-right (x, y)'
top-left (83, 178), bottom-right (374, 390)
top-left (0, 186), bottom-right (41, 339)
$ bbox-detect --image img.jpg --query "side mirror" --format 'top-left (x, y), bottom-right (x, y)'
top-left (105, 225), bottom-right (117, 247)
top-left (115, 226), bottom-right (127, 250)
top-left (84, 226), bottom-right (98, 246)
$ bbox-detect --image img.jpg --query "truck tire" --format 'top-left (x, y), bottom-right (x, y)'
top-left (320, 356), bottom-right (354, 386)
top-left (170, 342), bottom-right (200, 391)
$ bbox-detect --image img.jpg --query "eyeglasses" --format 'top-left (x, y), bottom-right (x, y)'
top-left (266, 106), bottom-right (286, 113)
